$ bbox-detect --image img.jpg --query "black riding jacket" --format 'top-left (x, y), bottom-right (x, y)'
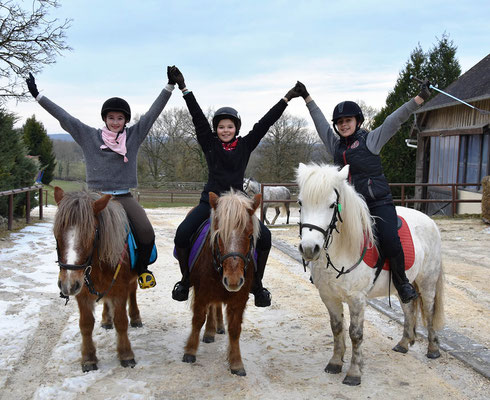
top-left (184, 92), bottom-right (288, 203)
top-left (334, 129), bottom-right (392, 207)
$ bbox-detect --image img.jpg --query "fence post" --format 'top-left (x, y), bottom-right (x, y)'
top-left (39, 188), bottom-right (43, 220)
top-left (26, 192), bottom-right (31, 224)
top-left (451, 184), bottom-right (456, 216)
top-left (8, 194), bottom-right (13, 230)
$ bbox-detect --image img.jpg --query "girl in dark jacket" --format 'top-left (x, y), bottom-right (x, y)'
top-left (295, 80), bottom-right (431, 303)
top-left (168, 66), bottom-right (301, 307)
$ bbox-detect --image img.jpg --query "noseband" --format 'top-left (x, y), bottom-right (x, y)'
top-left (299, 189), bottom-right (366, 278)
top-left (56, 227), bottom-right (124, 303)
top-left (212, 234), bottom-right (255, 276)
top-left (299, 189), bottom-right (343, 253)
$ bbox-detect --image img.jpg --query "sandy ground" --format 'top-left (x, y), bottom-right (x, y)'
top-left (0, 205), bottom-right (489, 400)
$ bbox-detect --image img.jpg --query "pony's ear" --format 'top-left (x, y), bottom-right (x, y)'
top-left (251, 193), bottom-right (262, 215)
top-left (339, 164), bottom-right (350, 181)
top-left (93, 194), bottom-right (111, 216)
top-left (54, 186), bottom-right (65, 205)
top-left (209, 192), bottom-right (219, 210)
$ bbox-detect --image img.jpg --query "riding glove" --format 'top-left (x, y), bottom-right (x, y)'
top-left (26, 73), bottom-right (39, 98)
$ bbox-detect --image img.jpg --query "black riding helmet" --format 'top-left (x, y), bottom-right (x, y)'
top-left (101, 97), bottom-right (131, 122)
top-left (332, 101), bottom-right (364, 135)
top-left (212, 107), bottom-right (241, 134)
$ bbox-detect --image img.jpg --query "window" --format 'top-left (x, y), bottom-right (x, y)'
top-left (458, 133), bottom-right (489, 192)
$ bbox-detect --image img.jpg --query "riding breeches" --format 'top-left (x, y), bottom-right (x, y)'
top-left (112, 193), bottom-right (155, 271)
top-left (174, 200), bottom-right (271, 251)
top-left (369, 202), bottom-right (402, 259)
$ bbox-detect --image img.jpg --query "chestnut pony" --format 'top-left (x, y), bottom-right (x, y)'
top-left (54, 187), bottom-right (142, 372)
top-left (183, 190), bottom-right (261, 376)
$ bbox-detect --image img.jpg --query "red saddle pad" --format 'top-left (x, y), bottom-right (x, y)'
top-left (363, 216), bottom-right (415, 271)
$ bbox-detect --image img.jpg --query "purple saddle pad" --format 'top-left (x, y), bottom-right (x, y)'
top-left (173, 219), bottom-right (257, 272)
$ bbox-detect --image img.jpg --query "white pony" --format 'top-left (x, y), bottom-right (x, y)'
top-left (243, 178), bottom-right (291, 225)
top-left (296, 163), bottom-right (444, 386)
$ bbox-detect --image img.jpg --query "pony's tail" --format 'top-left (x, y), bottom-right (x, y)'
top-left (431, 264), bottom-right (445, 331)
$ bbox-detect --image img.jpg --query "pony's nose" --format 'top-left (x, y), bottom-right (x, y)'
top-left (299, 242), bottom-right (321, 261)
top-left (222, 276), bottom-right (245, 292)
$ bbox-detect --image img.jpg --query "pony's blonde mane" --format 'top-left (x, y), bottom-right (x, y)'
top-left (296, 163), bottom-right (375, 256)
top-left (53, 191), bottom-right (128, 266)
top-left (210, 189), bottom-right (260, 249)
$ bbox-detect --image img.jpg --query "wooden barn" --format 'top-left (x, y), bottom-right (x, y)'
top-left (412, 54), bottom-right (490, 215)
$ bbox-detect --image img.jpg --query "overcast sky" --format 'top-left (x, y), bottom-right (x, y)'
top-left (7, 0), bottom-right (490, 134)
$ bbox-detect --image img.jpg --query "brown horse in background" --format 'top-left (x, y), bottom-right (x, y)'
top-left (54, 187), bottom-right (142, 372)
top-left (183, 190), bottom-right (261, 376)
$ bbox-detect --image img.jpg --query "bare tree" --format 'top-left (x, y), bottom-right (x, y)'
top-left (355, 99), bottom-right (379, 131)
top-left (0, 0), bottom-right (71, 103)
top-left (247, 113), bottom-right (317, 182)
top-left (138, 107), bottom-right (210, 186)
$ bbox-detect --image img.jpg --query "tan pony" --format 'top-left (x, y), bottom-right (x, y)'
top-left (54, 187), bottom-right (141, 372)
top-left (183, 189), bottom-right (261, 376)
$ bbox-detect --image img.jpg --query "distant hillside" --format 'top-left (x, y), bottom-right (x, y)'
top-left (49, 134), bottom-right (74, 142)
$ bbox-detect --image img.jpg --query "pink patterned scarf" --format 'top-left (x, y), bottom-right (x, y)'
top-left (100, 127), bottom-right (128, 162)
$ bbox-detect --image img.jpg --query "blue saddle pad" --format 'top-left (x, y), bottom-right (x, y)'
top-left (127, 230), bottom-right (157, 270)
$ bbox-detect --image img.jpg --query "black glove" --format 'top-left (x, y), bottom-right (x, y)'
top-left (296, 81), bottom-right (309, 99)
top-left (168, 66), bottom-right (186, 90)
top-left (284, 83), bottom-right (301, 101)
top-left (26, 73), bottom-right (39, 98)
top-left (418, 79), bottom-right (431, 101)
top-left (167, 66), bottom-right (176, 85)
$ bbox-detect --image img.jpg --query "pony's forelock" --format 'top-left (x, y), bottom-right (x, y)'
top-left (53, 191), bottom-right (128, 267)
top-left (296, 163), bottom-right (375, 256)
top-left (210, 189), bottom-right (259, 248)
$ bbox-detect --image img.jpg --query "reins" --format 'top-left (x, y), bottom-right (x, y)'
top-left (299, 188), bottom-right (367, 278)
top-left (57, 227), bottom-right (126, 304)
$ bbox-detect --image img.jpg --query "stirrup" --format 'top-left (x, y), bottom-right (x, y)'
top-left (138, 271), bottom-right (156, 289)
top-left (172, 281), bottom-right (189, 301)
top-left (254, 287), bottom-right (271, 307)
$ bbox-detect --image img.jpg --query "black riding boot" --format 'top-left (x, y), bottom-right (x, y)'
top-left (172, 246), bottom-right (191, 301)
top-left (135, 241), bottom-right (156, 289)
top-left (390, 249), bottom-right (418, 303)
top-left (251, 248), bottom-right (272, 307)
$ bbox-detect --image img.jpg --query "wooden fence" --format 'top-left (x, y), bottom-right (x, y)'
top-left (0, 185), bottom-right (47, 230)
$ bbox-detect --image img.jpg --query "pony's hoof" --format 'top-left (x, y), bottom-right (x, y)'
top-left (183, 353), bottom-right (196, 363)
top-left (130, 321), bottom-right (143, 328)
top-left (101, 323), bottom-right (113, 330)
top-left (216, 328), bottom-right (225, 335)
top-left (82, 363), bottom-right (98, 372)
top-left (392, 344), bottom-right (408, 353)
top-left (343, 375), bottom-right (361, 386)
top-left (231, 368), bottom-right (246, 376)
top-left (427, 350), bottom-right (441, 359)
top-left (120, 359), bottom-right (136, 368)
top-left (203, 335), bottom-right (215, 343)
top-left (325, 363), bottom-right (342, 374)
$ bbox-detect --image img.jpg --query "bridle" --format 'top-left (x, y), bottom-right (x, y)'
top-left (212, 233), bottom-right (255, 276)
top-left (56, 226), bottom-right (125, 304)
top-left (299, 188), bottom-right (367, 278)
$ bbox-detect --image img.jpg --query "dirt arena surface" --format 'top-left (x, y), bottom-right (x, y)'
top-left (0, 205), bottom-right (488, 400)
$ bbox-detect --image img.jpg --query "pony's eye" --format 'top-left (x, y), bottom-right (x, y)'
top-left (297, 200), bottom-right (302, 207)
top-left (329, 203), bottom-right (335, 209)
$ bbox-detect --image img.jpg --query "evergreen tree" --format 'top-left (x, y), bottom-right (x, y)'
top-left (371, 35), bottom-right (461, 194)
top-left (0, 109), bottom-right (37, 217)
top-left (22, 115), bottom-right (56, 184)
